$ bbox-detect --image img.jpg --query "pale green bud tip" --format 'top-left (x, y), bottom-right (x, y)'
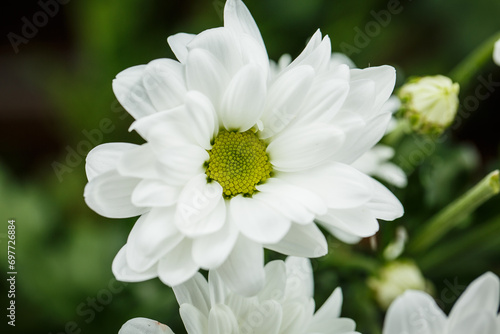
top-left (397, 75), bottom-right (460, 135)
top-left (494, 39), bottom-right (500, 66)
top-left (367, 260), bottom-right (432, 309)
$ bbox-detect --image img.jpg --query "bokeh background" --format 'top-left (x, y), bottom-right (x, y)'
top-left (1, 0), bottom-right (499, 333)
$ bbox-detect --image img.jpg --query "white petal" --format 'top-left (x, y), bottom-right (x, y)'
top-left (117, 144), bottom-right (165, 179)
top-left (175, 175), bottom-right (224, 237)
top-left (185, 91), bottom-right (218, 149)
top-left (327, 226), bottom-right (362, 244)
top-left (126, 207), bottom-right (183, 272)
top-left (265, 223), bottom-right (327, 258)
top-left (280, 301), bottom-right (314, 334)
top-left (187, 28), bottom-right (243, 77)
top-left (373, 163), bottom-right (408, 188)
top-left (256, 177), bottom-right (327, 219)
top-left (173, 273), bottom-right (210, 316)
top-left (208, 270), bottom-right (230, 306)
top-left (295, 76), bottom-right (350, 125)
top-left (287, 30), bottom-right (330, 72)
top-left (113, 65), bottom-right (157, 119)
top-left (447, 313), bottom-right (499, 334)
top-left (382, 290), bottom-right (446, 334)
top-left (258, 260), bottom-right (287, 301)
top-left (318, 207), bottom-right (379, 238)
top-left (158, 239), bottom-right (199, 286)
top-left (350, 65), bottom-right (396, 112)
top-left (131, 179), bottom-right (180, 207)
top-left (448, 272), bottom-right (500, 329)
top-left (185, 48), bottom-right (230, 110)
top-left (285, 257), bottom-right (314, 299)
top-left (259, 65), bottom-right (315, 138)
top-left (192, 214), bottom-right (239, 269)
top-left (252, 190), bottom-right (314, 225)
top-left (332, 112), bottom-right (392, 164)
top-left (143, 58), bottom-right (186, 111)
top-left (179, 304), bottom-right (208, 334)
top-left (279, 162), bottom-right (373, 210)
top-left (216, 235), bottom-right (265, 297)
top-left (313, 318), bottom-right (356, 333)
top-left (150, 145), bottom-right (208, 187)
top-left (365, 177), bottom-right (404, 221)
top-left (230, 195), bottom-right (291, 244)
top-left (84, 170), bottom-right (146, 218)
top-left (168, 33), bottom-right (196, 63)
top-left (309, 288), bottom-right (343, 332)
top-left (225, 293), bottom-right (258, 321)
top-left (241, 300), bottom-right (283, 334)
top-left (224, 0), bottom-right (266, 50)
top-left (130, 96), bottom-right (217, 150)
top-left (119, 318), bottom-right (174, 334)
top-left (112, 245), bottom-right (158, 282)
top-left (289, 30), bottom-right (322, 65)
top-left (341, 79), bottom-right (376, 118)
top-left (267, 123), bottom-right (345, 172)
top-left (86, 143), bottom-right (137, 181)
top-left (208, 304), bottom-right (239, 334)
top-left (220, 64), bottom-right (267, 131)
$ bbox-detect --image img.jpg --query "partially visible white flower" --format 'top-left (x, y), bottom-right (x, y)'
top-left (174, 257), bottom-right (360, 334)
top-left (368, 260), bottom-right (430, 310)
top-left (383, 272), bottom-right (500, 334)
top-left (84, 0), bottom-right (404, 296)
top-left (117, 258), bottom-right (359, 334)
top-left (494, 38), bottom-right (500, 66)
top-left (119, 318), bottom-right (173, 334)
top-left (398, 75), bottom-right (460, 135)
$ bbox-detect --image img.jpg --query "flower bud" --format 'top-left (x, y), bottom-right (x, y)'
top-left (398, 75), bottom-right (460, 135)
top-left (367, 260), bottom-right (432, 309)
top-left (494, 38), bottom-right (500, 66)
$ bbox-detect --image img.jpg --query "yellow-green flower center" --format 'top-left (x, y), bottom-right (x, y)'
top-left (205, 130), bottom-right (273, 198)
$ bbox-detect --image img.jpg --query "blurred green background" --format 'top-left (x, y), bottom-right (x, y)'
top-left (1, 0), bottom-right (499, 333)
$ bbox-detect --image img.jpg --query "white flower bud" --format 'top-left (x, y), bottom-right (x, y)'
top-left (398, 75), bottom-right (460, 135)
top-left (367, 260), bottom-right (431, 309)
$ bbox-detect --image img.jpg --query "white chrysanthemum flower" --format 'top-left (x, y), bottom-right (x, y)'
top-left (118, 257), bottom-right (360, 334)
top-left (494, 39), bottom-right (500, 66)
top-left (383, 272), bottom-right (500, 334)
top-left (84, 0), bottom-right (403, 295)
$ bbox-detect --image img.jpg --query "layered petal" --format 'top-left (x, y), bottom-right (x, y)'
top-left (216, 235), bottom-right (265, 297)
top-left (230, 195), bottom-right (291, 244)
top-left (383, 290), bottom-right (446, 334)
top-left (126, 207), bottom-right (183, 272)
top-left (113, 65), bottom-right (156, 119)
top-left (85, 143), bottom-right (137, 181)
top-left (265, 223), bottom-right (327, 258)
top-left (84, 170), bottom-right (146, 218)
top-left (158, 240), bottom-right (199, 286)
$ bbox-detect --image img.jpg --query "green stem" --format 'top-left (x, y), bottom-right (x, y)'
top-left (408, 170), bottom-right (500, 254)
top-left (449, 31), bottom-right (500, 89)
top-left (418, 214), bottom-right (500, 271)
